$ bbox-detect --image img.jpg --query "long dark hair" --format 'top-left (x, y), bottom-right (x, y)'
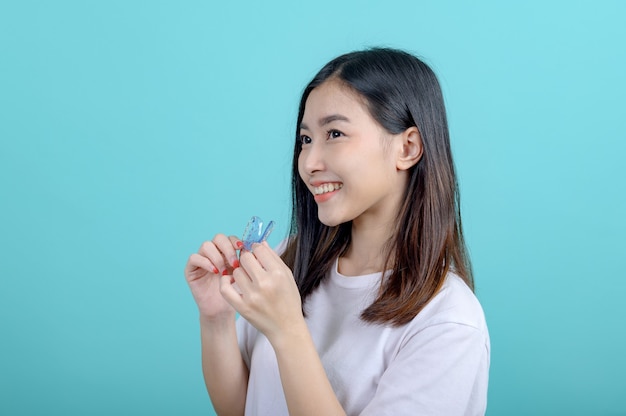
top-left (281, 47), bottom-right (473, 326)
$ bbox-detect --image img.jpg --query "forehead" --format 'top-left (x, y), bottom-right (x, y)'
top-left (302, 80), bottom-right (371, 124)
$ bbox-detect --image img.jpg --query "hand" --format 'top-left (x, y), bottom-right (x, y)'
top-left (184, 234), bottom-right (242, 321)
top-left (220, 241), bottom-right (304, 344)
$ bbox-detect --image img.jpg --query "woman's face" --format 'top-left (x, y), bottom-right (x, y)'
top-left (297, 80), bottom-right (408, 229)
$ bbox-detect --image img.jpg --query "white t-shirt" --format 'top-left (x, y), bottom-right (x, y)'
top-left (236, 259), bottom-right (490, 416)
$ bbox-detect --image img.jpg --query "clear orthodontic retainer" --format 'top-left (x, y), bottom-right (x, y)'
top-left (241, 216), bottom-right (275, 251)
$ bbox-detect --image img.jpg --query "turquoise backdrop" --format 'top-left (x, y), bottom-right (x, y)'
top-left (1, 1), bottom-right (624, 415)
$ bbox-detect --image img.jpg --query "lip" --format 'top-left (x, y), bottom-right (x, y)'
top-left (310, 181), bottom-right (343, 203)
top-left (313, 188), bottom-right (340, 203)
top-left (310, 180), bottom-right (341, 187)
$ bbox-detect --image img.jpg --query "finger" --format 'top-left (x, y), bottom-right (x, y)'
top-left (231, 265), bottom-right (253, 292)
top-left (228, 235), bottom-right (245, 252)
top-left (212, 234), bottom-right (240, 271)
top-left (239, 250), bottom-right (266, 279)
top-left (198, 240), bottom-right (229, 274)
top-left (185, 253), bottom-right (219, 278)
top-left (220, 273), bottom-right (245, 313)
top-left (249, 242), bottom-right (282, 272)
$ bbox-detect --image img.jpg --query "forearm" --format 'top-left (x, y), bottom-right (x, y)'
top-left (270, 322), bottom-right (346, 416)
top-left (200, 315), bottom-right (248, 416)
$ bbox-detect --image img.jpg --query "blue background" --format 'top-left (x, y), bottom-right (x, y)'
top-left (1, 1), bottom-right (624, 415)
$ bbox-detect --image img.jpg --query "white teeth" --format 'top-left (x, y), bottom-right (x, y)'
top-left (313, 183), bottom-right (343, 195)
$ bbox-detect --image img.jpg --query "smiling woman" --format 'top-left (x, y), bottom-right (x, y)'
top-left (184, 48), bottom-right (489, 416)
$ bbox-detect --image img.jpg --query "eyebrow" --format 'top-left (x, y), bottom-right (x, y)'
top-left (300, 114), bottom-right (350, 130)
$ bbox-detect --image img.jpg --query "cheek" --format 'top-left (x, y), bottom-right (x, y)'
top-left (297, 152), bottom-right (306, 179)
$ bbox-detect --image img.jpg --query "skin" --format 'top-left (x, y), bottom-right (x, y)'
top-left (185, 234), bottom-right (248, 416)
top-left (184, 79), bottom-right (422, 415)
top-left (298, 79), bottom-right (422, 275)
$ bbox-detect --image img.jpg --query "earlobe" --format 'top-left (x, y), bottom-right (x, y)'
top-left (396, 127), bottom-right (423, 171)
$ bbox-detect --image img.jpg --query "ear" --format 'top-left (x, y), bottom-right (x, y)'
top-left (396, 126), bottom-right (423, 171)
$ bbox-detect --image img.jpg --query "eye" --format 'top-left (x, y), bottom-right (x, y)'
top-left (299, 135), bottom-right (312, 145)
top-left (327, 129), bottom-right (343, 140)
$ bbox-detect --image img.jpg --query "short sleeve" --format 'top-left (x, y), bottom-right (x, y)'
top-left (359, 322), bottom-right (490, 416)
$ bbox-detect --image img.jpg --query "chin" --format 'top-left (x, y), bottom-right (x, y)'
top-left (317, 210), bottom-right (349, 228)
top-left (319, 219), bottom-right (342, 227)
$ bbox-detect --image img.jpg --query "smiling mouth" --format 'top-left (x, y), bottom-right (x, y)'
top-left (313, 183), bottom-right (343, 195)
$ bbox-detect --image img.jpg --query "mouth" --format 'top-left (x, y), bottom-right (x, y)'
top-left (312, 182), bottom-right (343, 195)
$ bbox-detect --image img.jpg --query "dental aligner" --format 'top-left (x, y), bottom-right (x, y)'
top-left (242, 216), bottom-right (275, 251)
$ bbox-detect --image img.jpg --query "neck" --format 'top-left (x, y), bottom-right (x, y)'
top-left (339, 215), bottom-right (395, 276)
top-left (338, 173), bottom-right (408, 277)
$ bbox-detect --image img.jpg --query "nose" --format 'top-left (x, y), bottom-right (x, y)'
top-left (299, 141), bottom-right (325, 177)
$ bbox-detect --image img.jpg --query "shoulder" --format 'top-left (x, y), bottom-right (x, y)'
top-left (409, 273), bottom-right (489, 338)
top-left (396, 272), bottom-right (491, 380)
top-left (360, 274), bottom-right (490, 415)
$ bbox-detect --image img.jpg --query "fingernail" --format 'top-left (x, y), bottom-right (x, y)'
top-left (222, 269), bottom-right (229, 276)
top-left (236, 241), bottom-right (244, 249)
top-left (232, 259), bottom-right (240, 269)
top-left (212, 266), bottom-right (219, 274)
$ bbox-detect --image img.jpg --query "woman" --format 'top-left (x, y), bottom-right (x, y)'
top-left (185, 47), bottom-right (490, 415)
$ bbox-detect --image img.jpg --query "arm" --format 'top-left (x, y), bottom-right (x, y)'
top-left (185, 234), bottom-right (250, 415)
top-left (200, 315), bottom-right (248, 416)
top-left (220, 242), bottom-right (346, 416)
top-left (271, 317), bottom-right (345, 416)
